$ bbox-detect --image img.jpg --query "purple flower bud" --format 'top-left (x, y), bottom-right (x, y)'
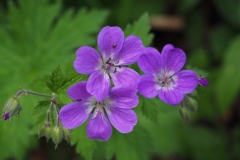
top-left (2, 97), bottom-right (22, 120)
top-left (3, 113), bottom-right (10, 120)
top-left (198, 77), bottom-right (209, 86)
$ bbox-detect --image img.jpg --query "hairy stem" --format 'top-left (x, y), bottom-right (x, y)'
top-left (15, 90), bottom-right (52, 98)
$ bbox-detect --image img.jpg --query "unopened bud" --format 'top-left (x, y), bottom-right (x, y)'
top-left (184, 97), bottom-right (198, 112)
top-left (45, 126), bottom-right (52, 142)
top-left (52, 126), bottom-right (63, 149)
top-left (198, 77), bottom-right (209, 86)
top-left (2, 97), bottom-right (21, 120)
top-left (179, 107), bottom-right (190, 122)
top-left (38, 124), bottom-right (47, 138)
top-left (62, 127), bottom-right (71, 143)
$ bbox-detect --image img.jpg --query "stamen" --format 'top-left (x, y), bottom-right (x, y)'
top-left (112, 44), bottom-right (117, 48)
top-left (106, 58), bottom-right (111, 63)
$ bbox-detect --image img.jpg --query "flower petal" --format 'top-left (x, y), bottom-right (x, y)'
top-left (67, 81), bottom-right (91, 101)
top-left (98, 26), bottom-right (124, 58)
top-left (161, 44), bottom-right (174, 55)
top-left (111, 67), bottom-right (139, 88)
top-left (59, 102), bottom-right (90, 129)
top-left (86, 111), bottom-right (112, 141)
top-left (107, 107), bottom-right (137, 133)
top-left (158, 89), bottom-right (184, 105)
top-left (138, 75), bottom-right (159, 98)
top-left (115, 35), bottom-right (144, 65)
top-left (87, 70), bottom-right (110, 101)
top-left (175, 70), bottom-right (198, 94)
top-left (109, 87), bottom-right (139, 109)
top-left (138, 47), bottom-right (163, 74)
top-left (74, 46), bottom-right (101, 74)
top-left (161, 44), bottom-right (186, 73)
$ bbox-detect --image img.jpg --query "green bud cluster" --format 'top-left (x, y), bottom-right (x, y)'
top-left (179, 96), bottom-right (198, 122)
top-left (2, 90), bottom-right (70, 149)
top-left (38, 124), bottom-right (71, 149)
top-left (37, 95), bottom-right (71, 149)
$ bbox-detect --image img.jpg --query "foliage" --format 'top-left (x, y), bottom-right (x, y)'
top-left (0, 0), bottom-right (108, 159)
top-left (215, 35), bottom-right (240, 114)
top-left (46, 65), bottom-right (82, 104)
top-left (124, 12), bottom-right (154, 46)
top-left (0, 0), bottom-right (240, 159)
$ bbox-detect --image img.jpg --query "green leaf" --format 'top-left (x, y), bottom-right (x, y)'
top-left (70, 124), bottom-right (97, 160)
top-left (58, 75), bottom-right (83, 94)
top-left (47, 66), bottom-right (63, 93)
top-left (185, 11), bottom-right (206, 49)
top-left (105, 125), bottom-right (153, 160)
top-left (140, 95), bottom-right (178, 123)
top-left (46, 66), bottom-right (83, 104)
top-left (215, 35), bottom-right (240, 114)
top-left (30, 100), bottom-right (51, 115)
top-left (232, 127), bottom-right (240, 158)
top-left (209, 25), bottom-right (235, 60)
top-left (182, 127), bottom-right (228, 160)
top-left (177, 0), bottom-right (200, 14)
top-left (124, 12), bottom-right (154, 46)
top-left (212, 0), bottom-right (240, 27)
top-left (0, 0), bottom-right (107, 158)
top-left (141, 97), bottom-right (159, 123)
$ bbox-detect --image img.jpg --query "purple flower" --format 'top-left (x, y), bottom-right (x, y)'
top-left (59, 81), bottom-right (138, 141)
top-left (198, 77), bottom-right (209, 86)
top-left (74, 26), bottom-right (144, 101)
top-left (137, 44), bottom-right (198, 105)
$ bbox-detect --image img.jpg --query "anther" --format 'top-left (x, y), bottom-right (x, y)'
top-left (112, 44), bottom-right (117, 48)
top-left (113, 68), bottom-right (117, 73)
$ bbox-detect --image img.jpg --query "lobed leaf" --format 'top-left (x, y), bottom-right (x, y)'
top-left (124, 12), bottom-right (154, 46)
top-left (0, 0), bottom-right (108, 158)
top-left (105, 125), bottom-right (153, 160)
top-left (141, 97), bottom-right (159, 123)
top-left (71, 124), bottom-right (97, 160)
top-left (30, 100), bottom-right (51, 116)
top-left (46, 66), bottom-right (83, 104)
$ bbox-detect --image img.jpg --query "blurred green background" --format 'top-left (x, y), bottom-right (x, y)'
top-left (0, 0), bottom-right (240, 159)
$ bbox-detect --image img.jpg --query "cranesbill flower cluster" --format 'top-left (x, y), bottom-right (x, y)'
top-left (59, 26), bottom-right (207, 141)
top-left (60, 26), bottom-right (143, 141)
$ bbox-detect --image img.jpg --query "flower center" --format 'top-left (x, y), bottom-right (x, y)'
top-left (101, 58), bottom-right (121, 74)
top-left (155, 70), bottom-right (177, 90)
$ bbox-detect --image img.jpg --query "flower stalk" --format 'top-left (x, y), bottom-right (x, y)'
top-left (15, 90), bottom-right (52, 98)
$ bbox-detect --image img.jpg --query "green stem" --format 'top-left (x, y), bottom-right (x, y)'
top-left (15, 90), bottom-right (52, 98)
top-left (45, 103), bottom-right (53, 127)
top-left (53, 104), bottom-right (60, 127)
